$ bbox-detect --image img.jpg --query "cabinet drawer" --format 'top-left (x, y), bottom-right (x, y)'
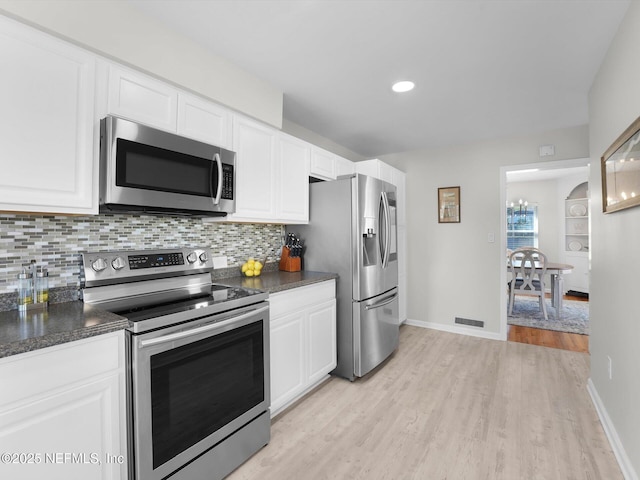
top-left (0, 332), bottom-right (123, 408)
top-left (269, 280), bottom-right (336, 318)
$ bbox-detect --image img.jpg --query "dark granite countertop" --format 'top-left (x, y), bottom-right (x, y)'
top-left (0, 302), bottom-right (129, 359)
top-left (217, 270), bottom-right (338, 294)
top-left (0, 270), bottom-right (337, 359)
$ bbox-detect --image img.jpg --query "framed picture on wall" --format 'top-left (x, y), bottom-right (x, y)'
top-left (438, 186), bottom-right (460, 223)
top-left (601, 115), bottom-right (640, 214)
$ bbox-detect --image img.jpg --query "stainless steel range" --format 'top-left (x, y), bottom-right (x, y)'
top-left (81, 247), bottom-right (270, 480)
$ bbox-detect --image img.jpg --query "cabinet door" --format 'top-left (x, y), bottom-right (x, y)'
top-left (356, 159), bottom-right (395, 184)
top-left (336, 156), bottom-right (355, 178)
top-left (230, 116), bottom-right (277, 220)
top-left (107, 64), bottom-right (177, 132)
top-left (0, 16), bottom-right (96, 214)
top-left (177, 93), bottom-right (231, 148)
top-left (564, 252), bottom-right (589, 294)
top-left (307, 299), bottom-right (337, 385)
top-left (0, 332), bottom-right (126, 479)
top-left (270, 312), bottom-right (306, 414)
top-left (310, 147), bottom-right (336, 180)
top-left (277, 134), bottom-right (310, 223)
top-left (0, 374), bottom-right (123, 480)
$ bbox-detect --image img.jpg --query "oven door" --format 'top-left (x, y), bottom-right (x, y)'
top-left (100, 115), bottom-right (235, 216)
top-left (130, 302), bottom-right (269, 480)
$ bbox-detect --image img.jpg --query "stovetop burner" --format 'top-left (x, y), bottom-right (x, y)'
top-left (117, 284), bottom-right (266, 324)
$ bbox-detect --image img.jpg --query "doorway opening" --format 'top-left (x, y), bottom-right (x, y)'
top-left (500, 158), bottom-right (590, 352)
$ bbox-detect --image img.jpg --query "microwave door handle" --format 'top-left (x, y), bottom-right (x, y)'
top-left (212, 153), bottom-right (223, 205)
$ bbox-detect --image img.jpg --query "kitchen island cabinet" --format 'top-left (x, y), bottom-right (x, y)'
top-left (0, 15), bottom-right (97, 215)
top-left (0, 331), bottom-right (127, 480)
top-left (268, 279), bottom-right (336, 416)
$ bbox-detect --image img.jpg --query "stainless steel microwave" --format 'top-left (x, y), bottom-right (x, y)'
top-left (99, 116), bottom-right (235, 216)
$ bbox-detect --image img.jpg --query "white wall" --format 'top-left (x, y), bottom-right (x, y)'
top-left (0, 0), bottom-right (283, 128)
top-left (588, 1), bottom-right (640, 476)
top-left (380, 125), bottom-right (589, 336)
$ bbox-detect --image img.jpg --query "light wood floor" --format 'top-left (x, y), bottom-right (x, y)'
top-left (228, 325), bottom-right (621, 480)
top-left (508, 294), bottom-right (590, 353)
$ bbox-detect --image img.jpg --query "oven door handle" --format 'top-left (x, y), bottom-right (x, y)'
top-left (139, 305), bottom-right (269, 348)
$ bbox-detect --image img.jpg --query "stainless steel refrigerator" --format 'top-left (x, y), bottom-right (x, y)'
top-left (291, 174), bottom-right (399, 381)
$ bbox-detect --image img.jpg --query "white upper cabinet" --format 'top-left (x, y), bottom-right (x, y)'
top-left (177, 92), bottom-right (232, 149)
top-left (104, 63), bottom-right (232, 150)
top-left (356, 158), bottom-right (394, 184)
top-left (107, 63), bottom-right (178, 132)
top-left (0, 16), bottom-right (97, 214)
top-left (220, 116), bottom-right (311, 224)
top-left (336, 155), bottom-right (356, 177)
top-left (277, 134), bottom-right (310, 223)
top-left (310, 147), bottom-right (337, 180)
top-left (229, 115), bottom-right (278, 221)
top-left (310, 146), bottom-right (355, 180)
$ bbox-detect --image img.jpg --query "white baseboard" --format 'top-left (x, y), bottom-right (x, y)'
top-left (405, 318), bottom-right (504, 341)
top-left (587, 378), bottom-right (638, 480)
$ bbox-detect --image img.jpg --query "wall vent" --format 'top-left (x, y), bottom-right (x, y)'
top-left (455, 317), bottom-right (485, 328)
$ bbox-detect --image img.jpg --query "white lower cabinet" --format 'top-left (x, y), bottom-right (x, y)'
top-left (269, 280), bottom-right (336, 416)
top-left (0, 332), bottom-right (127, 480)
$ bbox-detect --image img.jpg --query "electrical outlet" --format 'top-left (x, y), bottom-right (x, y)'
top-left (607, 355), bottom-right (613, 380)
top-left (212, 256), bottom-right (228, 269)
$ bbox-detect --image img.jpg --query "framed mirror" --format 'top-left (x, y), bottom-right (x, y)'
top-left (601, 115), bottom-right (640, 214)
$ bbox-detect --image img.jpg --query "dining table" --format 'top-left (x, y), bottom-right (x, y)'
top-left (509, 261), bottom-right (574, 319)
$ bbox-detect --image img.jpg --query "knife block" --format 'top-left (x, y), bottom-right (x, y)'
top-left (279, 246), bottom-right (301, 272)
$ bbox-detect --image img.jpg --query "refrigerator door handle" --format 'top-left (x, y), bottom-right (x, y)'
top-left (365, 291), bottom-right (398, 310)
top-left (379, 191), bottom-right (391, 268)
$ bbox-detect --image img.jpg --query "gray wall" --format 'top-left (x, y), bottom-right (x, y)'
top-left (588, 1), bottom-right (640, 475)
top-left (379, 125), bottom-right (589, 335)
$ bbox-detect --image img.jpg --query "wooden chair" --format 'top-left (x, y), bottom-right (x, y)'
top-left (508, 248), bottom-right (548, 320)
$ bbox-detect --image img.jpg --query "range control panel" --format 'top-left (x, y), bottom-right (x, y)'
top-left (82, 247), bottom-right (213, 287)
top-left (129, 252), bottom-right (185, 269)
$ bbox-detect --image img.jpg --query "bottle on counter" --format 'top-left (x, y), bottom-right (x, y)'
top-left (18, 269), bottom-right (33, 310)
top-left (35, 268), bottom-right (49, 304)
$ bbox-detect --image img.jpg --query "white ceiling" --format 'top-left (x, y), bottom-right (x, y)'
top-left (127, 0), bottom-right (630, 158)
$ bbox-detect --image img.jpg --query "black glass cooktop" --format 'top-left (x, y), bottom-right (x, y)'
top-left (117, 284), bottom-right (267, 325)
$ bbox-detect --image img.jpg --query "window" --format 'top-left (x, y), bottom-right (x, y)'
top-left (507, 205), bottom-right (538, 250)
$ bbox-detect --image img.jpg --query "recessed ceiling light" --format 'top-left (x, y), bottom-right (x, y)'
top-left (392, 81), bottom-right (415, 93)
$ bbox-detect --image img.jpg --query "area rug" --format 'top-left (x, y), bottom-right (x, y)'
top-left (507, 297), bottom-right (589, 335)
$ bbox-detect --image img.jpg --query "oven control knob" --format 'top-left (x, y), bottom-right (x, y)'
top-left (199, 252), bottom-right (208, 263)
top-left (187, 252), bottom-right (197, 264)
top-left (111, 257), bottom-right (127, 271)
top-left (92, 258), bottom-right (108, 272)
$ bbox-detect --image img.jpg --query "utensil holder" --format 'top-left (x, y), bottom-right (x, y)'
top-left (279, 246), bottom-right (301, 272)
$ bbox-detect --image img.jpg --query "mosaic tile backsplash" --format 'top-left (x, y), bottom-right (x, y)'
top-left (0, 213), bottom-right (284, 296)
